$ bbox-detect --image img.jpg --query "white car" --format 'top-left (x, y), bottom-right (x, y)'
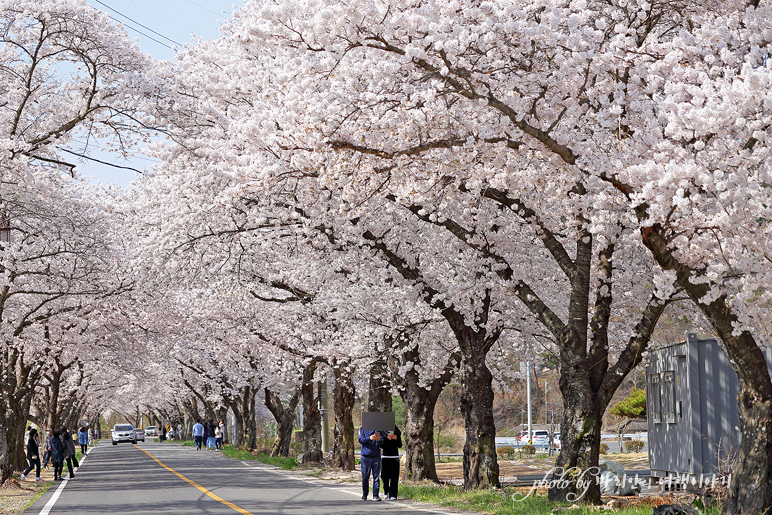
top-left (529, 430), bottom-right (550, 448)
top-left (111, 424), bottom-right (137, 445)
top-left (145, 426), bottom-right (158, 436)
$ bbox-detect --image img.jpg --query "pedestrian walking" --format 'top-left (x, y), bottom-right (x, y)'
top-left (61, 426), bottom-right (78, 479)
top-left (42, 428), bottom-right (53, 469)
top-left (358, 426), bottom-right (386, 501)
top-left (88, 426), bottom-right (94, 446)
top-left (218, 419), bottom-right (225, 446)
top-left (169, 426), bottom-right (175, 440)
top-left (381, 425), bottom-right (402, 500)
top-left (78, 426), bottom-right (89, 454)
top-left (192, 420), bottom-right (204, 450)
top-left (20, 428), bottom-right (42, 482)
top-left (51, 430), bottom-right (65, 481)
top-left (207, 421), bottom-right (217, 451)
top-left (214, 426), bottom-right (222, 451)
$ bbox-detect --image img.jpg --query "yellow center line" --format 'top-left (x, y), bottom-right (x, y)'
top-left (134, 445), bottom-right (253, 515)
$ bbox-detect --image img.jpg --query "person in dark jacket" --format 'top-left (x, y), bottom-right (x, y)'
top-left (358, 427), bottom-right (386, 501)
top-left (380, 425), bottom-right (402, 500)
top-left (20, 428), bottom-right (42, 481)
top-left (61, 426), bottom-right (77, 479)
top-left (207, 421), bottom-right (217, 451)
top-left (51, 430), bottom-right (65, 481)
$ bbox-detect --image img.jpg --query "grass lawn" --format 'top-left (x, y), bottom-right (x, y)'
top-left (173, 441), bottom-right (297, 470)
top-left (398, 483), bottom-right (721, 515)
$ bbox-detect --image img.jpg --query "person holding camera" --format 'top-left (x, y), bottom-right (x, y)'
top-left (358, 427), bottom-right (386, 501)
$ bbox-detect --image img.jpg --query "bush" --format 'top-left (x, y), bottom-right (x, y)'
top-left (625, 439), bottom-right (645, 453)
top-left (436, 434), bottom-right (456, 449)
top-left (521, 444), bottom-right (536, 456)
top-left (496, 446), bottom-right (515, 458)
top-left (600, 443), bottom-right (609, 455)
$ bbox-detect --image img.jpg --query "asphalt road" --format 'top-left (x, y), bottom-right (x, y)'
top-left (26, 441), bottom-right (454, 515)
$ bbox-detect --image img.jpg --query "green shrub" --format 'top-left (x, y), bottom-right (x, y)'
top-left (600, 443), bottom-right (609, 454)
top-left (436, 434), bottom-right (456, 448)
top-left (625, 439), bottom-right (645, 453)
top-left (521, 444), bottom-right (536, 456)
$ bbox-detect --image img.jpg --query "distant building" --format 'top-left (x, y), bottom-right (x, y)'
top-left (646, 333), bottom-right (772, 481)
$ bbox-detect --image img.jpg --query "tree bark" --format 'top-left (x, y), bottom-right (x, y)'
top-left (264, 387), bottom-right (300, 457)
top-left (401, 385), bottom-right (439, 481)
top-left (300, 361), bottom-right (323, 463)
top-left (238, 385), bottom-right (257, 450)
top-left (331, 361), bottom-right (356, 471)
top-left (549, 360), bottom-right (604, 504)
top-left (455, 330), bottom-right (500, 489)
top-left (367, 356), bottom-right (392, 412)
top-left (0, 393), bottom-right (28, 483)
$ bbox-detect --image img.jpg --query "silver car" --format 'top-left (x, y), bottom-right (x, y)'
top-left (111, 424), bottom-right (137, 445)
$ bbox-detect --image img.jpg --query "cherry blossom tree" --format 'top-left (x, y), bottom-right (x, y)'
top-left (206, 0), bottom-right (771, 508)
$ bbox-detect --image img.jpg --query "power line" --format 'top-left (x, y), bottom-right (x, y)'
top-left (106, 15), bottom-right (174, 50)
top-left (184, 0), bottom-right (226, 16)
top-left (94, 0), bottom-right (183, 47)
top-left (58, 147), bottom-right (145, 174)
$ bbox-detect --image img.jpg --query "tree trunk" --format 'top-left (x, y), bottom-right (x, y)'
top-left (238, 385), bottom-right (257, 450)
top-left (228, 401), bottom-right (244, 448)
top-left (549, 368), bottom-right (603, 504)
top-left (367, 356), bottom-right (392, 412)
top-left (331, 362), bottom-right (356, 471)
top-left (264, 387), bottom-right (299, 457)
top-left (455, 328), bottom-right (499, 489)
top-left (46, 367), bottom-right (63, 431)
top-left (301, 362), bottom-right (323, 463)
top-left (401, 384), bottom-right (439, 481)
top-left (0, 393), bottom-right (28, 483)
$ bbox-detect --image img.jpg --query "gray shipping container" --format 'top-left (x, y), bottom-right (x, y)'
top-left (646, 333), bottom-right (772, 480)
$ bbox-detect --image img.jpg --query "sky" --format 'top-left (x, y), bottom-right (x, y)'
top-left (78, 0), bottom-right (243, 187)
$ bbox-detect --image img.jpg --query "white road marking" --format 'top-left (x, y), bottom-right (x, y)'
top-left (38, 451), bottom-right (88, 515)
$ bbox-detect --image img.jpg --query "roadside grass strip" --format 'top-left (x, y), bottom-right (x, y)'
top-left (134, 445), bottom-right (254, 515)
top-left (38, 452), bottom-right (88, 515)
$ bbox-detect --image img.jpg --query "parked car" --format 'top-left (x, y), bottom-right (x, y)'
top-left (135, 428), bottom-right (145, 442)
top-left (530, 430), bottom-right (550, 448)
top-left (553, 432), bottom-right (561, 450)
top-left (145, 426), bottom-right (158, 436)
top-left (112, 424), bottom-right (137, 445)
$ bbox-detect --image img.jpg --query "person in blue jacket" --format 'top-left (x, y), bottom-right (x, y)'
top-left (358, 427), bottom-right (386, 501)
top-left (78, 426), bottom-right (89, 454)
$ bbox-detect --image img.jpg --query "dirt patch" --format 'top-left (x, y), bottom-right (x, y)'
top-left (0, 469), bottom-right (56, 515)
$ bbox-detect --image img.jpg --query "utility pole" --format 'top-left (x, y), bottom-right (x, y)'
top-left (526, 361), bottom-right (532, 443)
top-left (319, 380), bottom-right (330, 453)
